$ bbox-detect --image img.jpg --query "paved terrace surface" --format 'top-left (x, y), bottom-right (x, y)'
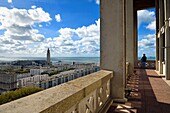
top-left (107, 69), bottom-right (170, 113)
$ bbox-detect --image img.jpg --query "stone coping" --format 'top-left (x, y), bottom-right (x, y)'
top-left (0, 70), bottom-right (113, 113)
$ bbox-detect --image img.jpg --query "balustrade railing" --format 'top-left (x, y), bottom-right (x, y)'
top-left (0, 70), bottom-right (113, 113)
top-left (136, 60), bottom-right (155, 69)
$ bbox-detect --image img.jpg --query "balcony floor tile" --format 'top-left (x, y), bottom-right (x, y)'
top-left (107, 69), bottom-right (170, 113)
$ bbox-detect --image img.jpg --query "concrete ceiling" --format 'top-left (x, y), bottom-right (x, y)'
top-left (134, 0), bottom-right (155, 10)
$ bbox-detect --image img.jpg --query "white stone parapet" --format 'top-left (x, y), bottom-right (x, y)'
top-left (0, 70), bottom-right (113, 113)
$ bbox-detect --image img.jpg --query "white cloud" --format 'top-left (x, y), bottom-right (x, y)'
top-left (138, 34), bottom-right (156, 48)
top-left (34, 19), bottom-right (100, 57)
top-left (0, 7), bottom-right (100, 57)
top-left (146, 20), bottom-right (156, 30)
top-left (144, 34), bottom-right (156, 39)
top-left (7, 0), bottom-right (12, 3)
top-left (31, 5), bottom-right (36, 9)
top-left (0, 7), bottom-right (52, 56)
top-left (0, 7), bottom-right (51, 41)
top-left (138, 34), bottom-right (156, 56)
top-left (96, 0), bottom-right (100, 5)
top-left (88, 0), bottom-right (100, 5)
top-left (137, 10), bottom-right (155, 28)
top-left (55, 14), bottom-right (61, 22)
top-left (39, 24), bottom-right (43, 27)
top-left (0, 7), bottom-right (51, 28)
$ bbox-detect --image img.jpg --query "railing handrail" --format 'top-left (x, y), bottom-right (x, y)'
top-left (136, 60), bottom-right (156, 69)
top-left (0, 70), bottom-right (113, 113)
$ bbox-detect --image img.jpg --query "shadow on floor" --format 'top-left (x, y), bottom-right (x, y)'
top-left (107, 69), bottom-right (170, 113)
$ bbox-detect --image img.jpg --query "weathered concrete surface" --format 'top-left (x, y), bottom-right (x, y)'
top-left (159, 0), bottom-right (163, 74)
top-left (126, 0), bottom-right (134, 75)
top-left (155, 0), bottom-right (159, 71)
top-left (0, 70), bottom-right (113, 113)
top-left (100, 0), bottom-right (125, 100)
top-left (133, 11), bottom-right (138, 68)
top-left (164, 0), bottom-right (170, 80)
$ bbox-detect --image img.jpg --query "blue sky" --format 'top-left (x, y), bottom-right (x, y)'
top-left (137, 8), bottom-right (156, 58)
top-left (0, 0), bottom-right (100, 57)
top-left (0, 0), bottom-right (156, 58)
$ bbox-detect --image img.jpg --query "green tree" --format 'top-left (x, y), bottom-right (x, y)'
top-left (0, 87), bottom-right (43, 105)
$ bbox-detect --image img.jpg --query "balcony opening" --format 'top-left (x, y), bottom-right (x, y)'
top-left (0, 0), bottom-right (100, 100)
top-left (137, 8), bottom-right (156, 61)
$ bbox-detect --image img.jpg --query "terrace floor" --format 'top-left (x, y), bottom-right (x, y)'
top-left (107, 69), bottom-right (170, 113)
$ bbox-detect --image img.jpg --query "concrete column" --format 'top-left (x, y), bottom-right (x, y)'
top-left (159, 0), bottom-right (164, 74)
top-left (156, 35), bottom-right (159, 71)
top-left (134, 11), bottom-right (138, 68)
top-left (164, 0), bottom-right (170, 80)
top-left (100, 0), bottom-right (126, 101)
top-left (126, 0), bottom-right (134, 75)
top-left (155, 0), bottom-right (159, 71)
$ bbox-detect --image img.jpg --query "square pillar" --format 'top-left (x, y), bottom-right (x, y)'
top-left (164, 0), bottom-right (170, 80)
top-left (155, 0), bottom-right (159, 71)
top-left (100, 0), bottom-right (126, 101)
top-left (159, 0), bottom-right (164, 74)
top-left (134, 11), bottom-right (138, 68)
top-left (126, 0), bottom-right (134, 75)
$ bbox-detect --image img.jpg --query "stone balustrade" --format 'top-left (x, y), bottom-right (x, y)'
top-left (136, 60), bottom-right (156, 69)
top-left (125, 62), bottom-right (130, 88)
top-left (0, 70), bottom-right (113, 113)
top-left (126, 62), bottom-right (130, 77)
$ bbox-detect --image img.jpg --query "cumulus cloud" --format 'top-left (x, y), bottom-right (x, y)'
top-left (39, 24), bottom-right (43, 27)
top-left (31, 5), bottom-right (36, 9)
top-left (138, 34), bottom-right (156, 56)
top-left (0, 7), bottom-right (51, 28)
top-left (34, 19), bottom-right (100, 57)
top-left (0, 6), bottom-right (100, 57)
top-left (96, 0), bottom-right (100, 5)
top-left (7, 0), bottom-right (12, 3)
top-left (138, 34), bottom-right (156, 48)
top-left (0, 7), bottom-right (51, 42)
top-left (0, 5), bottom-right (100, 57)
top-left (0, 6), bottom-right (52, 56)
top-left (146, 20), bottom-right (156, 30)
top-left (144, 34), bottom-right (156, 39)
top-left (55, 14), bottom-right (61, 22)
top-left (137, 10), bottom-right (155, 28)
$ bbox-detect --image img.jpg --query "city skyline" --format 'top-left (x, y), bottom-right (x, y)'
top-left (0, 0), bottom-right (155, 58)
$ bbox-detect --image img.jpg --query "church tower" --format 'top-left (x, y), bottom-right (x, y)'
top-left (47, 48), bottom-right (50, 65)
